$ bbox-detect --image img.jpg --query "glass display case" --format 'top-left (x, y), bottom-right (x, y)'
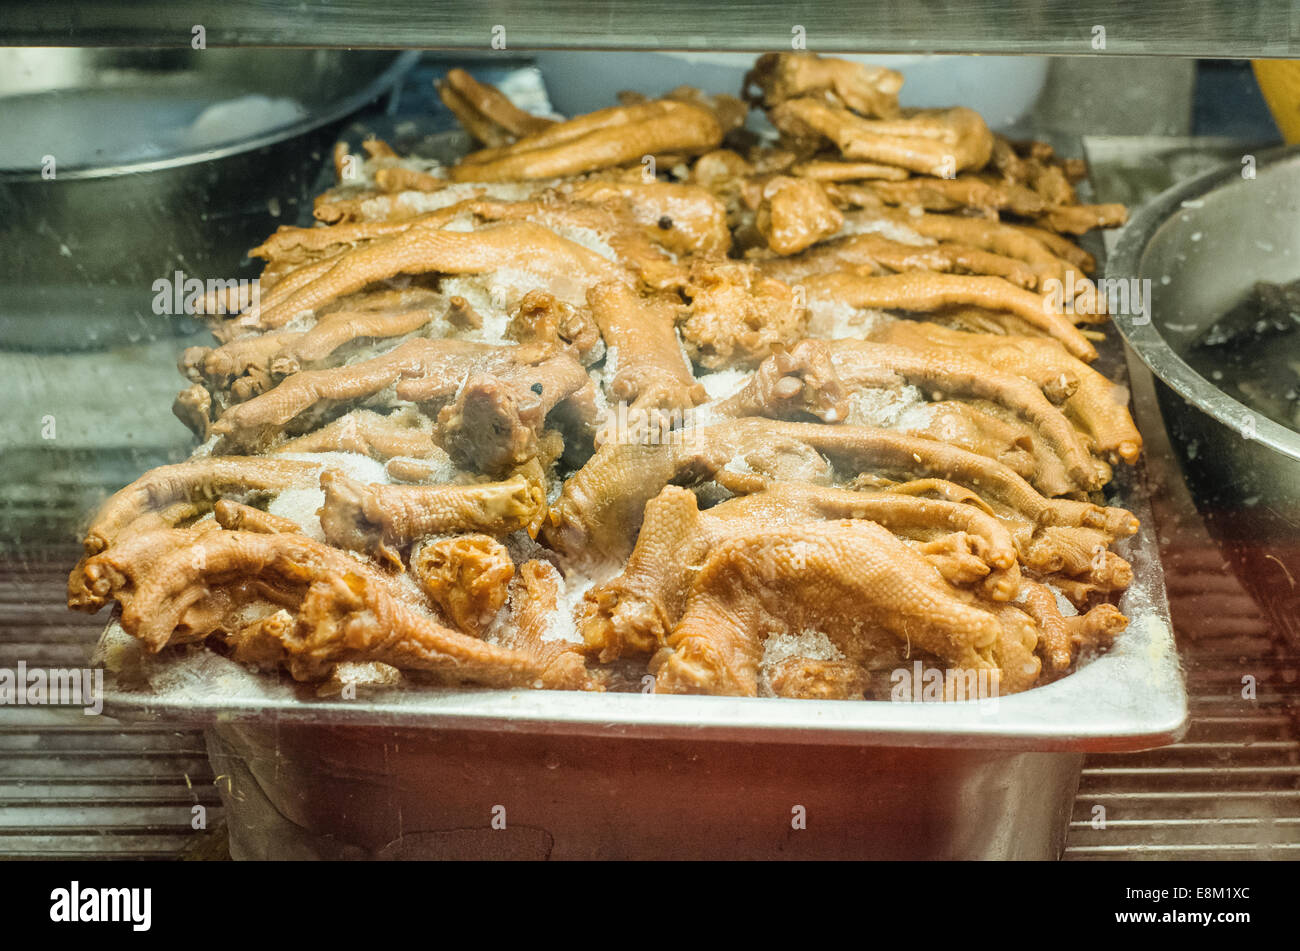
top-left (0, 2), bottom-right (1296, 865)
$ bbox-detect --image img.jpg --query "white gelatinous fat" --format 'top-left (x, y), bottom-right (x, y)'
top-left (496, 535), bottom-right (600, 646)
top-left (90, 620), bottom-right (147, 674)
top-left (344, 154), bottom-right (438, 190)
top-left (440, 266), bottom-right (589, 344)
top-left (266, 451), bottom-right (393, 540)
top-left (805, 297), bottom-right (896, 339)
top-left (531, 219), bottom-right (618, 263)
top-left (266, 487), bottom-right (327, 541)
top-left (275, 307), bottom-right (320, 334)
top-left (675, 328), bottom-right (694, 376)
top-left (845, 383), bottom-right (926, 428)
top-left (389, 562), bottom-right (436, 609)
top-left (837, 216), bottom-right (933, 247)
top-left (897, 401), bottom-right (948, 439)
top-left (231, 601), bottom-right (284, 629)
top-left (434, 275), bottom-right (506, 341)
top-left (587, 367), bottom-right (611, 418)
top-left (329, 661), bottom-right (404, 688)
top-left (142, 631), bottom-right (265, 699)
top-left (277, 450), bottom-right (390, 484)
top-left (722, 454), bottom-right (755, 475)
top-left (191, 434), bottom-right (221, 459)
top-left (1051, 585), bottom-right (1079, 618)
top-left (1012, 583), bottom-right (1079, 619)
top-left (440, 214), bottom-right (477, 232)
top-left (755, 620), bottom-right (875, 694)
top-left (390, 155), bottom-right (448, 176)
top-left (693, 367), bottom-right (752, 426)
top-left (365, 182), bottom-right (537, 217)
top-left (489, 261), bottom-right (587, 312)
top-left (761, 629), bottom-right (845, 667)
top-left (698, 367), bottom-right (749, 402)
top-left (545, 564), bottom-right (600, 644)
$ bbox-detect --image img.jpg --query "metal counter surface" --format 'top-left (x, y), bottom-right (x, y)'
top-left (2, 65), bottom-right (1294, 861)
top-left (3, 1), bottom-right (1299, 58)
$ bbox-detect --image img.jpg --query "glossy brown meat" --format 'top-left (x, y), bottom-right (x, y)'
top-left (588, 280), bottom-right (706, 414)
top-left (74, 56), bottom-right (1138, 699)
top-left (451, 100), bottom-right (723, 181)
top-left (799, 270), bottom-right (1097, 361)
top-left (652, 519), bottom-right (1039, 697)
top-left (745, 53), bottom-right (903, 118)
top-left (411, 534), bottom-right (515, 636)
top-left (319, 469), bottom-right (545, 564)
top-left (771, 99), bottom-right (994, 176)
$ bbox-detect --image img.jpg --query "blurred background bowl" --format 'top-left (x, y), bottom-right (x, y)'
top-left (1108, 145), bottom-right (1300, 563)
top-left (0, 48), bottom-right (417, 351)
top-left (533, 51), bottom-right (1050, 128)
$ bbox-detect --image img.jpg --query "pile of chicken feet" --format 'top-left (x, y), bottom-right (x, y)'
top-left (69, 54), bottom-right (1142, 700)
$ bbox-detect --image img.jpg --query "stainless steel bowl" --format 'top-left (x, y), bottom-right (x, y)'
top-left (0, 48), bottom-right (416, 350)
top-left (1107, 145), bottom-right (1300, 560)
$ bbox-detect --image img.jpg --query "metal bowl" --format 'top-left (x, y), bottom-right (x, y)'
top-left (0, 49), bottom-right (417, 350)
top-left (1107, 145), bottom-right (1300, 558)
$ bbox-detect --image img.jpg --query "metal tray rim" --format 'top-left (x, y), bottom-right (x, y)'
top-left (95, 130), bottom-right (1187, 753)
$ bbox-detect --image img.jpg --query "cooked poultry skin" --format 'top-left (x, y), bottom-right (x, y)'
top-left (73, 55), bottom-right (1139, 698)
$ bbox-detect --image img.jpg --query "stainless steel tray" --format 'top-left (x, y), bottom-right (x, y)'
top-left (95, 127), bottom-right (1186, 755)
top-left (84, 120), bottom-right (1186, 859)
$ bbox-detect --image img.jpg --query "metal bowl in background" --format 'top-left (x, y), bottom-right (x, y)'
top-left (1107, 145), bottom-right (1300, 589)
top-left (0, 48), bottom-right (417, 350)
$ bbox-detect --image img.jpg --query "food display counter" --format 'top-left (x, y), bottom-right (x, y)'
top-left (0, 3), bottom-right (1296, 864)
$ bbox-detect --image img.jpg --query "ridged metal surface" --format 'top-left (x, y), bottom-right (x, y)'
top-left (0, 555), bottom-right (222, 860)
top-left (1066, 136), bottom-right (1300, 860)
top-left (3, 0), bottom-right (1299, 57)
top-left (1066, 534), bottom-right (1300, 859)
top-left (5, 529), bottom-right (1298, 861)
